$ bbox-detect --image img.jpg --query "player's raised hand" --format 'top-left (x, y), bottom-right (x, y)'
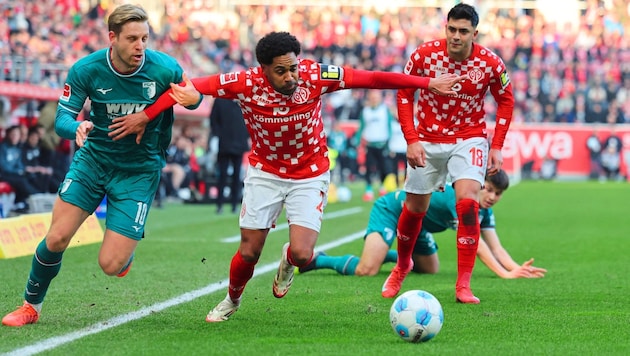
top-left (75, 120), bottom-right (94, 148)
top-left (406, 141), bottom-right (426, 169)
top-left (487, 148), bottom-right (503, 176)
top-left (169, 73), bottom-right (201, 107)
top-left (428, 74), bottom-right (467, 96)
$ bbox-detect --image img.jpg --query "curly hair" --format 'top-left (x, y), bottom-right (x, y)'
top-left (255, 32), bottom-right (301, 66)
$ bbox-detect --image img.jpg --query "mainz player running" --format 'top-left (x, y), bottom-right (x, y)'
top-left (381, 3), bottom-right (515, 304)
top-left (108, 31), bottom-right (465, 322)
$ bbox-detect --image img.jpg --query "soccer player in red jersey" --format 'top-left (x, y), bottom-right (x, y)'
top-left (108, 31), bottom-right (465, 321)
top-left (381, 3), bottom-right (515, 304)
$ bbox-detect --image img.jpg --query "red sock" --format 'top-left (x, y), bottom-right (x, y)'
top-left (455, 199), bottom-right (480, 288)
top-left (396, 204), bottom-right (426, 271)
top-left (228, 250), bottom-right (257, 301)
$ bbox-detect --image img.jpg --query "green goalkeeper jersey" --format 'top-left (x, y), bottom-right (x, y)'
top-left (56, 48), bottom-right (184, 172)
top-left (376, 185), bottom-right (495, 234)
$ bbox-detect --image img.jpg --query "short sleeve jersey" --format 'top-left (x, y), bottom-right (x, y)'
top-left (400, 39), bottom-right (513, 144)
top-left (377, 186), bottom-right (494, 236)
top-left (201, 59), bottom-right (347, 179)
top-left (58, 48), bottom-right (183, 172)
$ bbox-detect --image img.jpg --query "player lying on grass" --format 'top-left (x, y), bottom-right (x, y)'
top-left (298, 170), bottom-right (546, 279)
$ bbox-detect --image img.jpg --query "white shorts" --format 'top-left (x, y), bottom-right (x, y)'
top-left (404, 137), bottom-right (488, 194)
top-left (239, 166), bottom-right (330, 232)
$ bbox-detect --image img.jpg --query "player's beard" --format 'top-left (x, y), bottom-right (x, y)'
top-left (275, 82), bottom-right (297, 96)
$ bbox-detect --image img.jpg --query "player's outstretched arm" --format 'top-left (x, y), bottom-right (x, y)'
top-left (345, 68), bottom-right (465, 96)
top-left (108, 73), bottom-right (201, 143)
top-left (480, 230), bottom-right (547, 279)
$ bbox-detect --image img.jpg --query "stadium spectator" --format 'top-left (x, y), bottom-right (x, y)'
top-left (600, 127), bottom-right (623, 180)
top-left (586, 129), bottom-right (604, 179)
top-left (0, 124), bottom-right (38, 213)
top-left (355, 89), bottom-right (393, 201)
top-left (107, 31), bottom-right (466, 323)
top-left (22, 124), bottom-right (57, 193)
top-left (2, 1), bottom-right (629, 127)
top-left (209, 98), bottom-right (250, 214)
top-left (298, 170), bottom-right (547, 279)
top-left (1, 4), bottom-right (201, 327)
top-left (385, 3), bottom-right (514, 304)
top-left (162, 134), bottom-right (195, 201)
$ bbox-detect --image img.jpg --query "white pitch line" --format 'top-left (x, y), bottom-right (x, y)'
top-left (220, 206), bottom-right (364, 243)
top-left (3, 230), bottom-right (366, 356)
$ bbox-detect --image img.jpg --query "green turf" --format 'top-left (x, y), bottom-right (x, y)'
top-left (1, 181), bottom-right (629, 355)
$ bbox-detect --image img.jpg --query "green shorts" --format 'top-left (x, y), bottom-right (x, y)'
top-left (59, 153), bottom-right (159, 240)
top-left (365, 204), bottom-right (438, 256)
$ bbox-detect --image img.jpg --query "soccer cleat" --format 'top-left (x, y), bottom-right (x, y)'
top-left (381, 264), bottom-right (412, 298)
top-left (116, 261), bottom-right (133, 278)
top-left (272, 243), bottom-right (294, 298)
top-left (206, 297), bottom-right (240, 322)
top-left (455, 286), bottom-right (480, 304)
top-left (2, 302), bottom-right (40, 327)
top-left (297, 251), bottom-right (326, 274)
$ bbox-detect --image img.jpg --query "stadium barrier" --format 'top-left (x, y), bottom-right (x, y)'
top-left (0, 213), bottom-right (103, 259)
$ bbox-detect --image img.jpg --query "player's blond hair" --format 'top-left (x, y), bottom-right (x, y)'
top-left (107, 4), bottom-right (148, 35)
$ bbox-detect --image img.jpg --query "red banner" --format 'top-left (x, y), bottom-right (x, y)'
top-left (490, 124), bottom-right (630, 178)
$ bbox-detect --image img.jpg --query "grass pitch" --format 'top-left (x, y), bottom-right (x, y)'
top-left (1, 180), bottom-right (629, 355)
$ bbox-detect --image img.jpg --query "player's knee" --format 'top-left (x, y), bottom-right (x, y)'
top-left (99, 258), bottom-right (125, 276)
top-left (289, 249), bottom-right (312, 267)
top-left (44, 231), bottom-right (72, 253)
top-left (354, 264), bottom-right (379, 276)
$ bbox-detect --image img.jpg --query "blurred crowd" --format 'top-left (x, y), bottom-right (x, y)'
top-left (1, 0), bottom-right (629, 212)
top-left (2, 0), bottom-right (629, 126)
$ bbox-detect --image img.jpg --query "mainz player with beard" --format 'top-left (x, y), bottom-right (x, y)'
top-left (382, 3), bottom-right (515, 304)
top-left (108, 31), bottom-right (466, 322)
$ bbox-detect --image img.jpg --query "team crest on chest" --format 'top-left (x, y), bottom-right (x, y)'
top-left (143, 82), bottom-right (156, 99)
top-left (291, 87), bottom-right (310, 104)
top-left (467, 68), bottom-right (485, 82)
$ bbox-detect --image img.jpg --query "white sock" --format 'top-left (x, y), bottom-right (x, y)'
top-left (27, 301), bottom-right (43, 314)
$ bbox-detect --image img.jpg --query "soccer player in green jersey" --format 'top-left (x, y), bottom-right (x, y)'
top-left (298, 170), bottom-right (546, 279)
top-left (2, 4), bottom-right (201, 327)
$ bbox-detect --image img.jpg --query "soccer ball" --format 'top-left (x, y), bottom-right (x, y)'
top-left (389, 290), bottom-right (444, 343)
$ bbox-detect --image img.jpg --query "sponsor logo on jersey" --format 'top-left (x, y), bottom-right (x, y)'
top-left (291, 87), bottom-right (310, 104)
top-left (143, 82), bottom-right (156, 99)
top-left (468, 68), bottom-right (485, 82)
top-left (96, 88), bottom-right (113, 95)
top-left (319, 64), bottom-right (341, 80)
top-left (61, 83), bottom-right (71, 101)
top-left (220, 72), bottom-right (239, 85)
top-left (430, 65), bottom-right (448, 73)
top-left (499, 70), bottom-right (510, 89)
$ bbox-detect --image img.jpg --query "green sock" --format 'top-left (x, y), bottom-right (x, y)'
top-left (385, 249), bottom-right (398, 263)
top-left (24, 239), bottom-right (64, 304)
top-left (317, 254), bottom-right (360, 276)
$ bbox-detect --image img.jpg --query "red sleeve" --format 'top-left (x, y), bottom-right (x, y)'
top-left (144, 88), bottom-right (178, 120)
top-left (396, 88), bottom-right (420, 144)
top-left (343, 67), bottom-right (430, 90)
top-left (489, 78), bottom-right (514, 150)
top-left (144, 75), bottom-right (222, 120)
